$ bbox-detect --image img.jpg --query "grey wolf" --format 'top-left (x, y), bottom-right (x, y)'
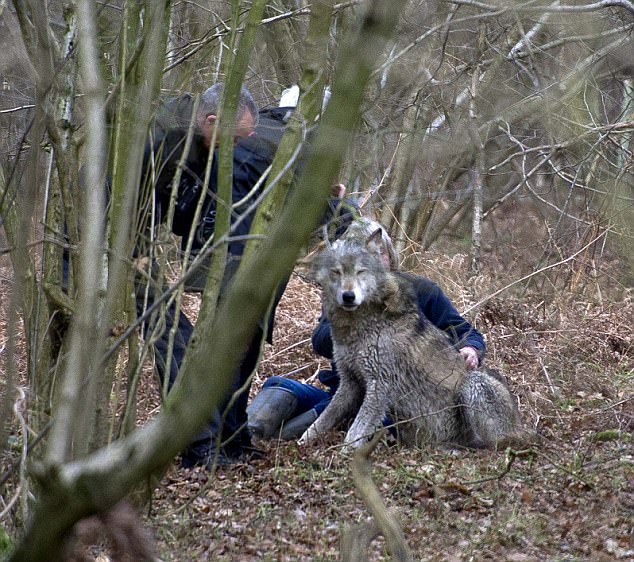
top-left (299, 230), bottom-right (526, 450)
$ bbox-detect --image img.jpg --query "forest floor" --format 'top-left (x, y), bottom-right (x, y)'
top-left (146, 252), bottom-right (634, 562)
top-left (1, 251), bottom-right (633, 561)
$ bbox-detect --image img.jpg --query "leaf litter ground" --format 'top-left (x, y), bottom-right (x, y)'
top-left (0, 254), bottom-right (632, 561)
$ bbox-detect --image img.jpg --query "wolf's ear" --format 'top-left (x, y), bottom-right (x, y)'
top-left (366, 228), bottom-right (384, 255)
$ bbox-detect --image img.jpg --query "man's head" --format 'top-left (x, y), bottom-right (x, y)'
top-left (197, 83), bottom-right (258, 148)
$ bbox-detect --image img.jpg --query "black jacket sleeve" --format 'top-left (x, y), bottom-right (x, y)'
top-left (321, 198), bottom-right (360, 240)
top-left (142, 129), bottom-right (210, 237)
top-left (411, 276), bottom-right (486, 361)
top-left (311, 313), bottom-right (334, 359)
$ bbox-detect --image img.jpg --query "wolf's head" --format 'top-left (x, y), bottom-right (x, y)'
top-left (336, 217), bottom-right (399, 270)
top-left (313, 229), bottom-right (390, 311)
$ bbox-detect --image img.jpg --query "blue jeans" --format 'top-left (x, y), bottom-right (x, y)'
top-left (261, 376), bottom-right (395, 431)
top-left (261, 376), bottom-right (333, 416)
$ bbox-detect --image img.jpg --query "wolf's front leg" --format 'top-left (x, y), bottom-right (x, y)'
top-left (299, 375), bottom-right (363, 445)
top-left (343, 380), bottom-right (386, 451)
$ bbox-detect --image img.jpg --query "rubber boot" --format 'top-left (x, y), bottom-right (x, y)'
top-left (279, 408), bottom-right (319, 441)
top-left (247, 387), bottom-right (298, 440)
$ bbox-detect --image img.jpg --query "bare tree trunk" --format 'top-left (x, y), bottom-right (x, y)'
top-left (469, 30), bottom-right (485, 276)
top-left (7, 0), bottom-right (60, 443)
top-left (93, 0), bottom-right (172, 452)
top-left (608, 77), bottom-right (634, 284)
top-left (262, 0), bottom-right (304, 88)
top-left (341, 432), bottom-right (413, 562)
top-left (45, 0), bottom-right (109, 465)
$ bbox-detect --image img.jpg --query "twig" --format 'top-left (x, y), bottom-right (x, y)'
top-left (463, 447), bottom-right (596, 491)
top-left (0, 420), bottom-right (53, 490)
top-left (0, 485), bottom-right (21, 520)
top-left (349, 430), bottom-right (413, 562)
top-left (537, 356), bottom-right (559, 397)
top-left (0, 104), bottom-right (36, 115)
top-left (259, 338), bottom-right (312, 361)
top-left (462, 448), bottom-right (536, 486)
top-left (450, 0), bottom-right (634, 15)
top-left (538, 450), bottom-right (596, 490)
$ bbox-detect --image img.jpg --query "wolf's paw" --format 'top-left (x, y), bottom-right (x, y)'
top-left (342, 432), bottom-right (367, 452)
top-left (340, 444), bottom-right (355, 456)
top-left (298, 426), bottom-right (317, 445)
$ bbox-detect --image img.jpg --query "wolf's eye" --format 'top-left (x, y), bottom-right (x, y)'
top-left (357, 268), bottom-right (367, 274)
top-left (330, 268), bottom-right (341, 276)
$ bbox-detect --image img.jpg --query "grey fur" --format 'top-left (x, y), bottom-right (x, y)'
top-left (300, 232), bottom-right (526, 451)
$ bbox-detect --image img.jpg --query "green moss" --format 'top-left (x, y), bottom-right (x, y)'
top-left (0, 526), bottom-right (13, 556)
top-left (591, 430), bottom-right (631, 442)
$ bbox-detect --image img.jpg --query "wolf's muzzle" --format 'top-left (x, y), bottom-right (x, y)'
top-left (340, 290), bottom-right (360, 310)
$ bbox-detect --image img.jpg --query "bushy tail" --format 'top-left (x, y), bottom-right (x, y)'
top-left (456, 370), bottom-right (534, 449)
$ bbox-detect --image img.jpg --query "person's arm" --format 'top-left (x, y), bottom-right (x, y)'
top-left (311, 314), bottom-right (334, 359)
top-left (416, 278), bottom-right (486, 367)
top-left (312, 314), bottom-right (341, 392)
top-left (322, 196), bottom-right (360, 240)
top-left (143, 130), bottom-right (201, 235)
top-left (226, 144), bottom-right (272, 257)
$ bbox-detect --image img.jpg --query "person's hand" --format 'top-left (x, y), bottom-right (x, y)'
top-left (459, 346), bottom-right (479, 370)
top-left (331, 183), bottom-right (346, 198)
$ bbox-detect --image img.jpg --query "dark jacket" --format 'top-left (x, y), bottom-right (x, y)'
top-left (190, 106), bottom-right (359, 258)
top-left (140, 94), bottom-right (212, 237)
top-left (144, 103), bottom-right (359, 260)
top-left (312, 274), bottom-right (486, 362)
